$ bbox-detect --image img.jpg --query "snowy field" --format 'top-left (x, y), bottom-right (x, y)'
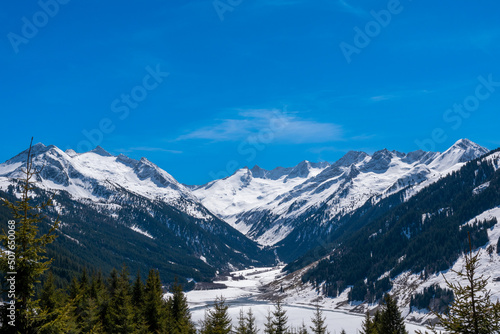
top-left (180, 266), bottom-right (428, 333)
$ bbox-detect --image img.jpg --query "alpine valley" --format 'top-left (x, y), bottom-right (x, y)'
top-left (1, 138), bottom-right (499, 321)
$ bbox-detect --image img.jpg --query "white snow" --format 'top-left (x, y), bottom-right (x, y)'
top-left (473, 181), bottom-right (491, 195)
top-left (0, 145), bottom-right (213, 222)
top-left (184, 266), bottom-right (428, 333)
top-left (193, 139), bottom-right (488, 246)
top-left (130, 225), bottom-right (154, 239)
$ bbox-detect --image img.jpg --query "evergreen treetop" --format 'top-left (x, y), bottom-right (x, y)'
top-left (0, 138), bottom-right (60, 333)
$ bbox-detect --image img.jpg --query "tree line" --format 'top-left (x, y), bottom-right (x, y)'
top-left (2, 141), bottom-right (500, 333)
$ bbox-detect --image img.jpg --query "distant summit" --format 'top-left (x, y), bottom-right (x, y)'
top-left (193, 139), bottom-right (489, 254)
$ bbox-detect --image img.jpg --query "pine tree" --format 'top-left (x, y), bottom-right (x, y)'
top-left (0, 139), bottom-right (60, 333)
top-left (105, 265), bottom-right (135, 334)
top-left (37, 271), bottom-right (79, 333)
top-left (377, 294), bottom-right (408, 334)
top-left (417, 234), bottom-right (500, 334)
top-left (77, 294), bottom-right (103, 333)
top-left (246, 308), bottom-right (259, 334)
top-left (372, 310), bottom-right (382, 332)
top-left (236, 309), bottom-right (248, 334)
top-left (298, 321), bottom-right (309, 334)
top-left (37, 297), bottom-right (79, 334)
top-left (130, 271), bottom-right (149, 333)
top-left (167, 279), bottom-right (196, 334)
top-left (264, 309), bottom-right (275, 334)
top-left (272, 299), bottom-right (288, 334)
top-left (144, 269), bottom-right (168, 333)
top-left (360, 311), bottom-right (377, 334)
top-left (201, 296), bottom-right (232, 334)
top-left (132, 271), bottom-right (144, 307)
top-left (39, 271), bottom-right (58, 313)
top-left (423, 248), bottom-right (500, 333)
top-left (89, 270), bottom-right (106, 302)
top-left (310, 304), bottom-right (327, 334)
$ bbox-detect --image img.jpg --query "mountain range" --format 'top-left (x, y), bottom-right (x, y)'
top-left (0, 143), bottom-right (274, 284)
top-left (0, 139), bottom-right (491, 286)
top-left (193, 139), bottom-right (488, 261)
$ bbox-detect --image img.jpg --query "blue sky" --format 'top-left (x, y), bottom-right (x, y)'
top-left (1, 0), bottom-right (500, 184)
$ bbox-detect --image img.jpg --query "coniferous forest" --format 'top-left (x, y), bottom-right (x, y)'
top-left (2, 144), bottom-right (500, 333)
top-left (289, 150), bottom-right (500, 302)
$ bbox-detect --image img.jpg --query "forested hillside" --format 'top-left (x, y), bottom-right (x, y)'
top-left (286, 149), bottom-right (500, 301)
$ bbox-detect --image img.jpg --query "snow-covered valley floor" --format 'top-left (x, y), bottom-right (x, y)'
top-left (181, 266), bottom-right (428, 333)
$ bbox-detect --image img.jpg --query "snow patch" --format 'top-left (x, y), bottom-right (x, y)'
top-left (130, 225), bottom-right (154, 239)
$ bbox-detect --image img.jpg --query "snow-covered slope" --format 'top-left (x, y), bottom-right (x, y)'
top-left (0, 144), bottom-right (275, 278)
top-left (193, 139), bottom-right (488, 247)
top-left (260, 150), bottom-right (500, 325)
top-left (268, 204), bottom-right (500, 326)
top-left (0, 143), bottom-right (208, 217)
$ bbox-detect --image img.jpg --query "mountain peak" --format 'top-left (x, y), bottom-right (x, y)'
top-left (65, 149), bottom-right (78, 157)
top-left (32, 142), bottom-right (47, 150)
top-left (89, 146), bottom-right (112, 157)
top-left (430, 139), bottom-right (489, 170)
top-left (334, 151), bottom-right (369, 168)
top-left (250, 165), bottom-right (267, 178)
top-left (450, 138), bottom-right (485, 151)
top-left (287, 160), bottom-right (313, 179)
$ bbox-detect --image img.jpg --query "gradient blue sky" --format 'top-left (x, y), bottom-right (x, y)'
top-left (2, 0), bottom-right (500, 184)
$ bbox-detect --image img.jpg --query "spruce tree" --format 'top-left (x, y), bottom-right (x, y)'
top-left (77, 294), bottom-right (103, 333)
top-left (378, 294), bottom-right (408, 334)
top-left (310, 304), bottom-right (327, 334)
top-left (37, 271), bottom-right (79, 333)
top-left (0, 139), bottom-right (60, 333)
top-left (39, 271), bottom-right (58, 314)
top-left (132, 271), bottom-right (144, 307)
top-left (272, 299), bottom-right (288, 334)
top-left (264, 309), bottom-right (275, 334)
top-left (167, 280), bottom-right (196, 334)
top-left (105, 265), bottom-right (135, 334)
top-left (246, 308), bottom-right (259, 334)
top-left (298, 321), bottom-right (309, 334)
top-left (131, 271), bottom-right (149, 333)
top-left (417, 235), bottom-right (500, 334)
top-left (360, 311), bottom-right (376, 334)
top-left (421, 249), bottom-right (500, 333)
top-left (144, 269), bottom-right (168, 333)
top-left (235, 309), bottom-right (248, 334)
top-left (201, 296), bottom-right (232, 334)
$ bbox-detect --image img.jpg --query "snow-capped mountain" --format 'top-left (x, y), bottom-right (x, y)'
top-left (0, 144), bottom-right (275, 282)
top-left (277, 148), bottom-right (500, 323)
top-left (193, 139), bottom-right (488, 252)
top-left (0, 143), bottom-right (202, 214)
top-left (0, 139), bottom-right (489, 282)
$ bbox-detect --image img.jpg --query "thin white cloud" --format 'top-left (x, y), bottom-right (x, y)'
top-left (369, 95), bottom-right (394, 102)
top-left (367, 89), bottom-right (433, 103)
top-left (176, 109), bottom-right (343, 144)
